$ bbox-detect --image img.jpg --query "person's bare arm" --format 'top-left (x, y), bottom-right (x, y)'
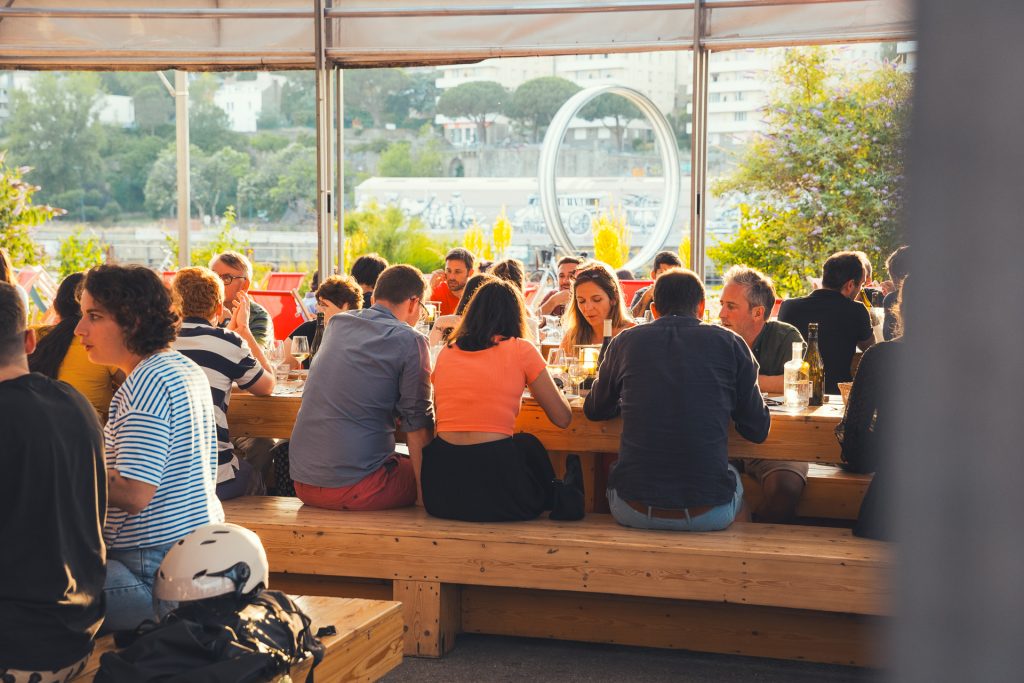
top-left (529, 368), bottom-right (572, 428)
top-left (539, 289), bottom-right (571, 316)
top-left (758, 373), bottom-right (785, 394)
top-left (857, 336), bottom-right (877, 352)
top-left (108, 469), bottom-right (157, 515)
top-left (630, 287), bottom-right (654, 318)
top-left (404, 427), bottom-right (433, 506)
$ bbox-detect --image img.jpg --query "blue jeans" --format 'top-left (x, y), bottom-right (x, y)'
top-left (101, 541), bottom-right (175, 634)
top-left (607, 465), bottom-right (744, 532)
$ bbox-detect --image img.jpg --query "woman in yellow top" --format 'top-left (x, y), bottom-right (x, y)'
top-left (29, 272), bottom-right (120, 422)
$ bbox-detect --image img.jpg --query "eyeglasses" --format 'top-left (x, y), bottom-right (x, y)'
top-left (219, 274), bottom-right (249, 285)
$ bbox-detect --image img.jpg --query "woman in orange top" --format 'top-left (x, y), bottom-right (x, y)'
top-left (560, 261), bottom-right (636, 355)
top-left (29, 272), bottom-right (120, 422)
top-left (422, 279), bottom-right (581, 522)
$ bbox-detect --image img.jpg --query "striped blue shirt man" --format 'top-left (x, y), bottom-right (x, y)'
top-left (173, 318), bottom-right (265, 484)
top-left (103, 351), bottom-right (223, 550)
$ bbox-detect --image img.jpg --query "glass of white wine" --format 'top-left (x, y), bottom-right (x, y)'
top-left (566, 358), bottom-right (588, 399)
top-left (291, 337), bottom-right (310, 368)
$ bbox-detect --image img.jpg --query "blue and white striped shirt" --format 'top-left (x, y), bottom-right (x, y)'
top-left (173, 318), bottom-right (264, 483)
top-left (103, 351), bottom-right (224, 550)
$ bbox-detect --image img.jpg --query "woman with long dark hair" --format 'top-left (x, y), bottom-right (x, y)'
top-left (560, 261), bottom-right (635, 355)
top-left (29, 272), bottom-right (120, 421)
top-left (421, 279), bottom-right (582, 522)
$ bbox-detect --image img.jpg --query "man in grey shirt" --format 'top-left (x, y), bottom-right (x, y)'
top-left (289, 265), bottom-right (434, 510)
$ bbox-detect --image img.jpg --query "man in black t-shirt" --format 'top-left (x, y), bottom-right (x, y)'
top-left (719, 265), bottom-right (807, 523)
top-left (779, 251), bottom-right (875, 393)
top-left (0, 283), bottom-right (106, 679)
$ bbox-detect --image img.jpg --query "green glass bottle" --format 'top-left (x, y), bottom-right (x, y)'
top-left (806, 322), bottom-right (825, 407)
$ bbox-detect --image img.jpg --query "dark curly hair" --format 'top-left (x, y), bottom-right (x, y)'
top-left (81, 265), bottom-right (179, 356)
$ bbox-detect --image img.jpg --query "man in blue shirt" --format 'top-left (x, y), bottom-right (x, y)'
top-left (584, 268), bottom-right (770, 531)
top-left (289, 265), bottom-right (435, 510)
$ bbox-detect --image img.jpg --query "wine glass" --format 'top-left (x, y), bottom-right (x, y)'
top-left (291, 337), bottom-right (310, 367)
top-left (566, 358), bottom-right (588, 399)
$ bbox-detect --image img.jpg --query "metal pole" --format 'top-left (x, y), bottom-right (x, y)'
top-left (174, 70), bottom-right (190, 268)
top-left (335, 65), bottom-right (346, 273)
top-left (314, 0), bottom-right (332, 279)
top-left (689, 1), bottom-right (707, 279)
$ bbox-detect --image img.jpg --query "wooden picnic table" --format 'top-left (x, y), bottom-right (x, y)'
top-left (229, 391), bottom-right (844, 464)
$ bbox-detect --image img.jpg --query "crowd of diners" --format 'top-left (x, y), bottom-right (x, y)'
top-left (0, 242), bottom-right (908, 679)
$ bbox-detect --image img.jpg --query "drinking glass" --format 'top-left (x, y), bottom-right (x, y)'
top-left (291, 337), bottom-right (310, 367)
top-left (643, 310), bottom-right (654, 324)
top-left (269, 340), bottom-right (290, 383)
top-left (566, 358), bottom-right (588, 398)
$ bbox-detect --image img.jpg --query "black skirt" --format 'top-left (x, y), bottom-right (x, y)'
top-left (421, 433), bottom-right (556, 522)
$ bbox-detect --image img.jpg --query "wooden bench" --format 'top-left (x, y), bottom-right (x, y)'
top-left (224, 497), bottom-right (889, 667)
top-left (79, 595), bottom-right (403, 682)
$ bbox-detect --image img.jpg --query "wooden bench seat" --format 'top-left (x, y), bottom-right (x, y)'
top-left (79, 595), bottom-right (403, 682)
top-left (743, 464), bottom-right (872, 521)
top-left (224, 497), bottom-right (889, 667)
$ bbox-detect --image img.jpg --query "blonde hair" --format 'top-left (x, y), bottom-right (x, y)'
top-left (561, 261), bottom-right (631, 352)
top-left (172, 267), bottom-right (224, 321)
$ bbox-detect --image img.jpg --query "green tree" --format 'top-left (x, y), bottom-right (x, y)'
top-left (506, 77), bottom-right (581, 143)
top-left (437, 81), bottom-right (509, 146)
top-left (144, 144), bottom-right (250, 219)
top-left (710, 48), bottom-right (911, 290)
top-left (0, 151), bottom-right (64, 266)
top-left (238, 142), bottom-right (316, 221)
top-left (344, 69), bottom-right (410, 129)
top-left (58, 228), bottom-right (107, 278)
top-left (189, 101), bottom-right (241, 152)
top-left (133, 83), bottom-right (174, 133)
top-left (377, 140), bottom-right (443, 177)
top-left (6, 73), bottom-right (105, 201)
top-left (102, 130), bottom-right (165, 214)
top-left (280, 71), bottom-right (315, 127)
top-left (579, 93), bottom-right (643, 152)
top-left (401, 69), bottom-right (440, 127)
top-left (344, 201), bottom-right (450, 273)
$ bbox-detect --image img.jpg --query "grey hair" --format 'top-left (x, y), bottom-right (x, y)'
top-left (723, 265), bottom-right (777, 314)
top-left (210, 250), bottom-right (253, 280)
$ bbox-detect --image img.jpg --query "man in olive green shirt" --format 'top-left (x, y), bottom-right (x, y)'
top-left (719, 265), bottom-right (807, 523)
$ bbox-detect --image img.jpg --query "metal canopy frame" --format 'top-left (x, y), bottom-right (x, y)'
top-left (0, 1), bottom-right (914, 276)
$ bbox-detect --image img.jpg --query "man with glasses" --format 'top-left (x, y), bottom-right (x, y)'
top-left (537, 256), bottom-right (582, 317)
top-left (210, 251), bottom-right (274, 348)
top-left (289, 265), bottom-right (434, 510)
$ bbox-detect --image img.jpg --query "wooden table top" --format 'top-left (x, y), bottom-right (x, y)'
top-left (229, 391), bottom-right (844, 463)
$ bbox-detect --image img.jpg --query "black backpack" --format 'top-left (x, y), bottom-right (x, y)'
top-left (95, 590), bottom-right (325, 683)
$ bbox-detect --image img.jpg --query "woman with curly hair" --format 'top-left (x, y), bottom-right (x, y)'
top-left (28, 272), bottom-right (120, 422)
top-left (422, 279), bottom-right (581, 522)
top-left (76, 265), bottom-right (223, 633)
top-left (560, 261), bottom-right (635, 355)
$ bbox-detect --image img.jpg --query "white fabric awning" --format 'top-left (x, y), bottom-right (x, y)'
top-left (0, 0), bottom-right (914, 71)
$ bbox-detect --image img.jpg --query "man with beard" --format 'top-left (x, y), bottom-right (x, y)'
top-left (430, 248), bottom-right (476, 316)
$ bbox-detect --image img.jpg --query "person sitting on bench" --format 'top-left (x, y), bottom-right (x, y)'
top-left (585, 268), bottom-right (770, 532)
top-left (171, 267), bottom-right (276, 500)
top-left (0, 282), bottom-right (105, 681)
top-left (718, 265), bottom-right (808, 523)
top-left (288, 265), bottom-right (434, 510)
top-left (422, 279), bottom-right (578, 522)
top-left (77, 265), bottom-right (224, 633)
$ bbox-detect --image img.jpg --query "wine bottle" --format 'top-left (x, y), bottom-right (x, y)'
top-left (806, 322), bottom-right (825, 406)
top-left (308, 312), bottom-right (325, 366)
top-left (597, 319), bottom-right (613, 367)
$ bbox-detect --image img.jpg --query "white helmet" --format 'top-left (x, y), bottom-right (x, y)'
top-left (153, 523), bottom-right (269, 603)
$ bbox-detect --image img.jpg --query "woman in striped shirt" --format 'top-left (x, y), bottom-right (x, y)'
top-left (76, 265), bottom-right (223, 633)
